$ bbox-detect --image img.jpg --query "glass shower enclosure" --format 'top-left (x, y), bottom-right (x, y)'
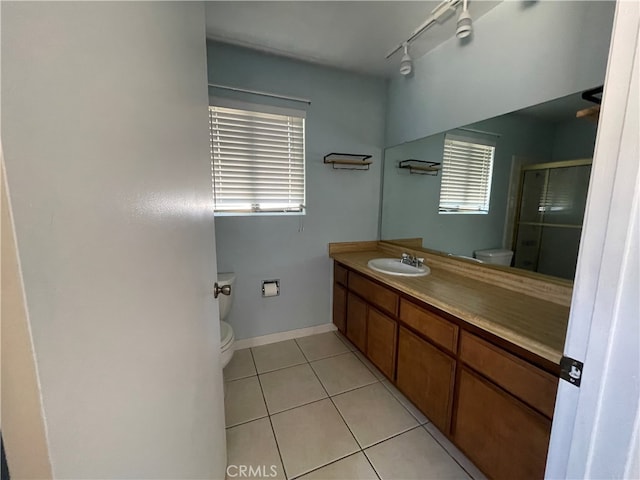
top-left (512, 159), bottom-right (592, 280)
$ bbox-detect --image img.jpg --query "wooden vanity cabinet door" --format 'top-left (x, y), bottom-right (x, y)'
top-left (396, 326), bottom-right (455, 432)
top-left (334, 263), bottom-right (348, 287)
top-left (453, 367), bottom-right (551, 480)
top-left (366, 307), bottom-right (397, 380)
top-left (346, 293), bottom-right (367, 352)
top-left (333, 283), bottom-right (347, 334)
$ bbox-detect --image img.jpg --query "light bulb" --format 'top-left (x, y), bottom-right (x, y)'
top-left (400, 43), bottom-right (413, 76)
top-left (456, 10), bottom-right (473, 39)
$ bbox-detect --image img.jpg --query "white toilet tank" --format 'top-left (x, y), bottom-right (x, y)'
top-left (217, 272), bottom-right (235, 321)
top-left (474, 248), bottom-right (514, 266)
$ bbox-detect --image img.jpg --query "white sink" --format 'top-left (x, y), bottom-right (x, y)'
top-left (367, 258), bottom-right (430, 277)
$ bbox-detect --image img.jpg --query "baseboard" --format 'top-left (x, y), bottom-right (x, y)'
top-left (233, 323), bottom-right (337, 350)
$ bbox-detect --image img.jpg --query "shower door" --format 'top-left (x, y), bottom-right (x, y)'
top-left (512, 159), bottom-right (592, 280)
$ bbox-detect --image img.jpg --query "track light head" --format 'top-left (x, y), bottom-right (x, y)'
top-left (456, 9), bottom-right (473, 39)
top-left (399, 42), bottom-right (413, 76)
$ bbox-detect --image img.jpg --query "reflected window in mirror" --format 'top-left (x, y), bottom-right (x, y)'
top-left (439, 133), bottom-right (496, 215)
top-left (380, 90), bottom-right (601, 282)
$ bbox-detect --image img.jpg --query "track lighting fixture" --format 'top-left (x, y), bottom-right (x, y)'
top-left (399, 42), bottom-right (413, 76)
top-left (456, 0), bottom-right (473, 39)
top-left (387, 0), bottom-right (475, 76)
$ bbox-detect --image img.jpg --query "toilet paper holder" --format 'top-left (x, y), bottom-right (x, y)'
top-left (262, 279), bottom-right (280, 297)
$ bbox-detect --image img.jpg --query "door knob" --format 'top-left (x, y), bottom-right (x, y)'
top-left (214, 282), bottom-right (231, 299)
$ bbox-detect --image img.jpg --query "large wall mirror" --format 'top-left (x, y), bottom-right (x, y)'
top-left (380, 90), bottom-right (601, 281)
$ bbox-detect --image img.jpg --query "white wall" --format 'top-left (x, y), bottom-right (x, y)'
top-left (386, 1), bottom-right (615, 146)
top-left (207, 42), bottom-right (387, 340)
top-left (1, 2), bottom-right (226, 478)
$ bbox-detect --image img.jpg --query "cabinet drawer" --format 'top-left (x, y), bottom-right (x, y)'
top-left (349, 271), bottom-right (398, 316)
top-left (459, 331), bottom-right (558, 418)
top-left (399, 299), bottom-right (458, 354)
top-left (334, 263), bottom-right (348, 287)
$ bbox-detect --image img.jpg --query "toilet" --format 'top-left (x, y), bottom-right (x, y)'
top-left (217, 272), bottom-right (236, 368)
top-left (474, 248), bottom-right (514, 266)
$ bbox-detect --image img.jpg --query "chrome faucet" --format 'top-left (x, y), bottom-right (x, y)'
top-left (401, 253), bottom-right (424, 267)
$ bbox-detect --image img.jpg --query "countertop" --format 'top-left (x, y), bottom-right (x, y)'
top-left (331, 249), bottom-right (570, 365)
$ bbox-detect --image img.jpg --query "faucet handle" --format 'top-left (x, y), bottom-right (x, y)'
top-left (416, 257), bottom-right (424, 266)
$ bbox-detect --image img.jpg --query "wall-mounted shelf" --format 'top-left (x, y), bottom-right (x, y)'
top-left (576, 105), bottom-right (600, 122)
top-left (398, 159), bottom-right (441, 176)
top-left (324, 153), bottom-right (372, 171)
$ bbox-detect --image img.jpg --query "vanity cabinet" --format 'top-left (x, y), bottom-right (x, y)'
top-left (332, 260), bottom-right (560, 480)
top-left (454, 331), bottom-right (557, 479)
top-left (399, 299), bottom-right (458, 353)
top-left (396, 326), bottom-right (455, 432)
top-left (453, 367), bottom-right (551, 480)
top-left (333, 263), bottom-right (349, 334)
top-left (336, 270), bottom-right (399, 379)
top-left (348, 271), bottom-right (398, 317)
top-left (346, 292), bottom-right (367, 352)
top-left (333, 284), bottom-right (347, 334)
top-left (458, 331), bottom-right (557, 418)
top-left (366, 307), bottom-right (397, 379)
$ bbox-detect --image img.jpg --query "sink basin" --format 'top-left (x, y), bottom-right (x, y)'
top-left (367, 258), bottom-right (430, 277)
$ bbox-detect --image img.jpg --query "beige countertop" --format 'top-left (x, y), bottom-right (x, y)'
top-left (331, 249), bottom-right (570, 366)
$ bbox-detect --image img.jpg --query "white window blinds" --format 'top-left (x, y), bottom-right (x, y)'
top-left (439, 133), bottom-right (496, 214)
top-left (209, 103), bottom-right (305, 214)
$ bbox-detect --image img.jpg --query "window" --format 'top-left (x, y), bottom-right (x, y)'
top-left (209, 100), bottom-right (305, 215)
top-left (438, 133), bottom-right (496, 214)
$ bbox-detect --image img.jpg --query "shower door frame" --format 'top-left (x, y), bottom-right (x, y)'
top-left (510, 158), bottom-right (593, 275)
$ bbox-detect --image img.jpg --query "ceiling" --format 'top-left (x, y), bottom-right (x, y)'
top-left (205, 1), bottom-right (501, 77)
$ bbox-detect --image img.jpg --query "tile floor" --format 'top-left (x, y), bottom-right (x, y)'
top-left (223, 331), bottom-right (486, 480)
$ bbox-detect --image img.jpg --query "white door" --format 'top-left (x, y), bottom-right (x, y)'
top-left (1, 3), bottom-right (227, 478)
top-left (545, 2), bottom-right (640, 478)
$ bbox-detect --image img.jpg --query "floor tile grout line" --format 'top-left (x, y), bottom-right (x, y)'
top-left (421, 424), bottom-right (481, 480)
top-left (248, 347), bottom-right (289, 480)
top-left (301, 344), bottom-right (382, 480)
top-left (230, 333), bottom-right (479, 479)
top-left (361, 449), bottom-right (384, 480)
top-left (294, 338), bottom-right (379, 479)
top-left (225, 414), bottom-right (270, 430)
top-left (327, 333), bottom-right (446, 478)
top-left (379, 379), bottom-right (430, 426)
top-left (266, 395), bottom-right (328, 417)
top-left (294, 338), bottom-right (354, 364)
top-left (232, 379), bottom-right (384, 427)
top-left (363, 424), bottom-right (423, 451)
top-left (332, 330), bottom-right (358, 351)
top-left (374, 382), bottom-right (478, 477)
top-left (330, 339), bottom-right (431, 427)
top-left (291, 335), bottom-right (447, 473)
top-left (360, 424), bottom-right (427, 480)
top-left (249, 338), bottom-right (308, 376)
top-left (243, 348), bottom-right (357, 377)
top-left (287, 451), bottom-right (369, 480)
top-left (223, 382), bottom-right (415, 433)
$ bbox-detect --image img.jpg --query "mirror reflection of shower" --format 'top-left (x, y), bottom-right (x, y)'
top-left (512, 159), bottom-right (592, 280)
